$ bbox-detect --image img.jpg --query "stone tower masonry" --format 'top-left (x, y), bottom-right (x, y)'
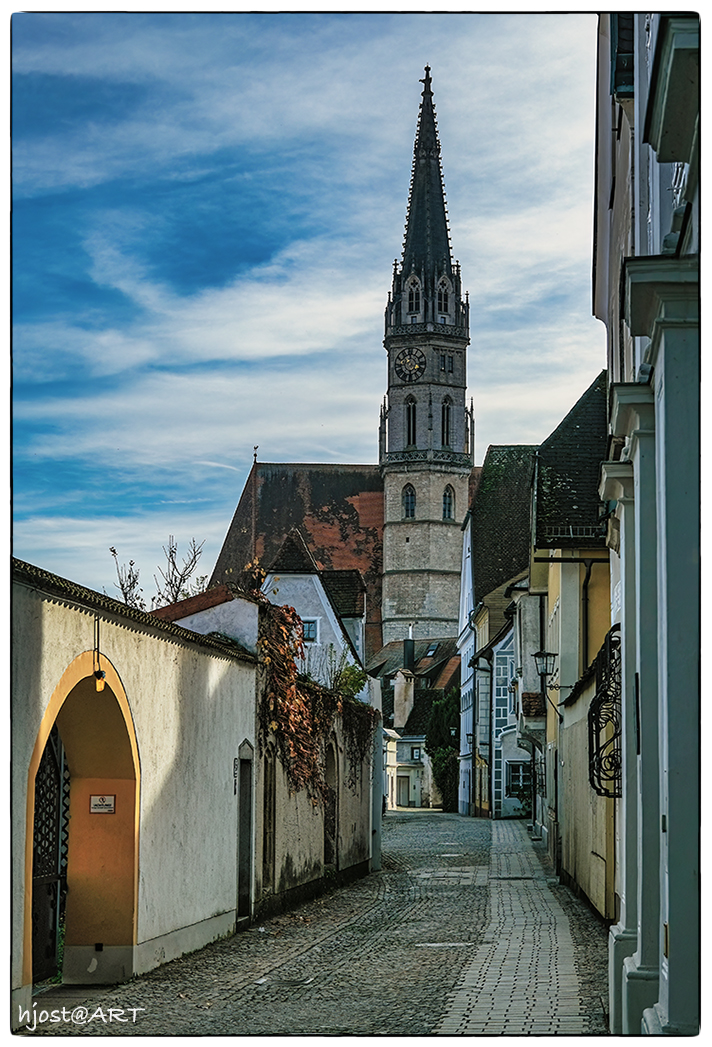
top-left (379, 67), bottom-right (474, 644)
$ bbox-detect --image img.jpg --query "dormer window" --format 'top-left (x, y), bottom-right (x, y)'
top-left (407, 280), bottom-right (421, 313)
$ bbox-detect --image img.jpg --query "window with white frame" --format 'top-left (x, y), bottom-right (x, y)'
top-left (508, 681), bottom-right (517, 716)
top-left (505, 761), bottom-right (531, 796)
top-left (302, 619), bottom-right (318, 642)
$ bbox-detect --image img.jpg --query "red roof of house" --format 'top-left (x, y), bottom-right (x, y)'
top-left (150, 584), bottom-right (235, 622)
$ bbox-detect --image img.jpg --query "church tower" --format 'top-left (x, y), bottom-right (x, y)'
top-left (379, 67), bottom-right (474, 644)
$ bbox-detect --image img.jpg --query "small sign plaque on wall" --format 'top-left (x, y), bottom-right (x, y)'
top-left (90, 794), bottom-right (116, 814)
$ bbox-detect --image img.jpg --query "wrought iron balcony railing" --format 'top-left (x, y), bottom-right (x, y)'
top-left (588, 624), bottom-right (622, 798)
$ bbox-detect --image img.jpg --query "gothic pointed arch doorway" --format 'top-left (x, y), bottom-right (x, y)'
top-left (24, 651), bottom-right (140, 987)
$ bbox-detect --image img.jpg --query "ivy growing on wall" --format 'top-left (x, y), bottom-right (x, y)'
top-left (240, 561), bottom-right (379, 803)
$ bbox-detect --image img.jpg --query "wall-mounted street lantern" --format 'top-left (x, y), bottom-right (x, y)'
top-left (533, 650), bottom-right (557, 678)
top-left (532, 649), bottom-right (564, 722)
top-left (93, 615), bottom-right (106, 692)
top-left (466, 733), bottom-right (473, 747)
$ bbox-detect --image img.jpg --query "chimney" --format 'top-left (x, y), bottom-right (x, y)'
top-left (404, 637), bottom-right (415, 673)
top-left (393, 670), bottom-right (415, 731)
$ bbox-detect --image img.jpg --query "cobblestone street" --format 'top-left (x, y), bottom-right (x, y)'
top-left (26, 813), bottom-right (609, 1036)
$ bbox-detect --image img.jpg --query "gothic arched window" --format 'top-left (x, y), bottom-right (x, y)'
top-left (443, 485), bottom-right (454, 520)
top-left (437, 280), bottom-right (449, 313)
top-left (441, 397), bottom-right (452, 448)
top-left (407, 280), bottom-right (421, 314)
top-left (403, 484), bottom-right (416, 519)
top-left (406, 396), bottom-right (417, 447)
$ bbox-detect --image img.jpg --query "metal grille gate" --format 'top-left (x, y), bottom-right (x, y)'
top-left (32, 724), bottom-right (69, 983)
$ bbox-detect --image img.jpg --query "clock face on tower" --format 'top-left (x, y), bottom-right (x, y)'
top-left (395, 347), bottom-right (427, 383)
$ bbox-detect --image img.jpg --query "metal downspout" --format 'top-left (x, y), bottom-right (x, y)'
top-left (582, 558), bottom-right (594, 669)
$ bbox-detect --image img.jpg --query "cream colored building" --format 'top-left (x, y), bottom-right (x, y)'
top-left (13, 557), bottom-right (375, 1029)
top-left (12, 559), bottom-right (258, 1024)
top-left (594, 14), bottom-right (699, 1035)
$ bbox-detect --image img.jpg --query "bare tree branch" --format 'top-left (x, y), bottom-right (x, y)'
top-left (109, 547), bottom-right (146, 610)
top-left (109, 538), bottom-right (206, 610)
top-left (153, 535), bottom-right (205, 607)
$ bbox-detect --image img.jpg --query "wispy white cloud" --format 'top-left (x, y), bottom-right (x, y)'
top-left (13, 11), bottom-right (606, 595)
top-left (15, 508), bottom-right (234, 603)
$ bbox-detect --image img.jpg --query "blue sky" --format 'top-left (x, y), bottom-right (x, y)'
top-left (12, 10), bottom-right (606, 598)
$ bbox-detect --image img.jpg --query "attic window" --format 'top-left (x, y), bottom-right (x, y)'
top-left (426, 643), bottom-right (439, 658)
top-left (302, 620), bottom-right (317, 642)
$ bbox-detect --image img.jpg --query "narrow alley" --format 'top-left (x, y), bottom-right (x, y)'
top-left (27, 813), bottom-right (609, 1036)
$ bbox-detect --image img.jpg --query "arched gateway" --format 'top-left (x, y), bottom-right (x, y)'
top-left (24, 651), bottom-right (140, 987)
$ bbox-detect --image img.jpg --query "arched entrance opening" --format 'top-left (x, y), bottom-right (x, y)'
top-left (25, 653), bottom-right (139, 987)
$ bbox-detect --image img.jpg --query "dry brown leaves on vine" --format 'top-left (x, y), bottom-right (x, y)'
top-left (257, 599), bottom-right (378, 802)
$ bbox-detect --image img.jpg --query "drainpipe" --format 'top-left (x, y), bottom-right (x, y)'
top-left (581, 558), bottom-right (594, 670)
top-left (474, 656), bottom-right (492, 816)
top-left (539, 593), bottom-right (557, 837)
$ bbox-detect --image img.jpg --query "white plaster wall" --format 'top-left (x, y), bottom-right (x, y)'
top-left (174, 598), bottom-right (259, 652)
top-left (12, 581), bottom-right (257, 995)
top-left (263, 573), bottom-right (360, 685)
top-left (253, 716), bottom-right (372, 905)
top-left (499, 727), bottom-right (533, 819)
top-left (560, 686), bottom-right (615, 919)
top-left (383, 731), bottom-right (399, 810)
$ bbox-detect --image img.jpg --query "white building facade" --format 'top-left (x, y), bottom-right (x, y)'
top-left (594, 13), bottom-right (699, 1035)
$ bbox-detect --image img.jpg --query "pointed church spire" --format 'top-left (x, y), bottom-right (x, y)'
top-left (401, 66), bottom-right (452, 277)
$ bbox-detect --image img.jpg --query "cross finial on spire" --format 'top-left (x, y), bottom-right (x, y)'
top-left (419, 65), bottom-right (432, 93)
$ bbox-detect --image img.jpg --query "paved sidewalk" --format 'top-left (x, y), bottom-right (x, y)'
top-left (437, 820), bottom-right (597, 1035)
